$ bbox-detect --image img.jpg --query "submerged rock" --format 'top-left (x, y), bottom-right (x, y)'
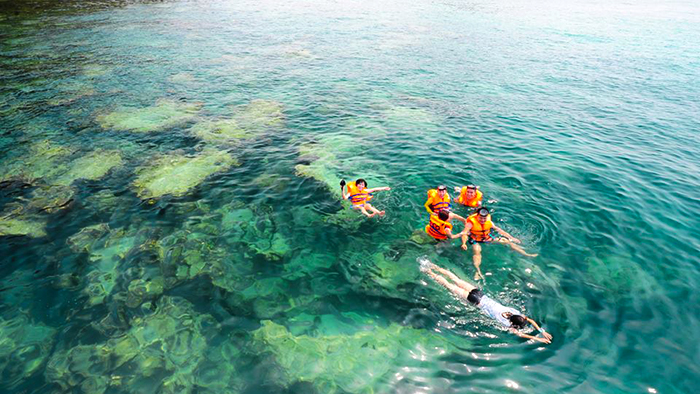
top-left (133, 148), bottom-right (238, 199)
top-left (97, 99), bottom-right (201, 133)
top-left (54, 149), bottom-right (123, 186)
top-left (190, 119), bottom-right (250, 144)
top-left (252, 319), bottom-right (453, 393)
top-left (233, 99), bottom-right (284, 131)
top-left (46, 296), bottom-right (218, 394)
top-left (0, 217), bottom-right (46, 237)
top-left (0, 140), bottom-right (72, 184)
top-left (67, 223), bottom-right (110, 253)
top-left (0, 314), bottom-right (57, 390)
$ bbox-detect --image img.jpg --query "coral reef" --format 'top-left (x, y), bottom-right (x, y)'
top-left (97, 99), bottom-right (201, 133)
top-left (0, 314), bottom-right (57, 389)
top-left (45, 297), bottom-right (220, 394)
top-left (133, 148), bottom-right (238, 199)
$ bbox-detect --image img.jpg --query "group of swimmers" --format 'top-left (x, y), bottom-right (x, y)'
top-left (341, 178), bottom-right (553, 345)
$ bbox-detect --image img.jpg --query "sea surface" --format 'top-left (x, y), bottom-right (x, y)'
top-left (1, 0), bottom-right (699, 393)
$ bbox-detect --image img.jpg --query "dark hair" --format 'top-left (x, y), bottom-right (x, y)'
top-left (356, 178), bottom-right (367, 187)
top-left (477, 207), bottom-right (490, 217)
top-left (438, 210), bottom-right (450, 221)
top-left (437, 185), bottom-right (447, 191)
top-left (509, 314), bottom-right (527, 329)
top-left (467, 184), bottom-right (477, 190)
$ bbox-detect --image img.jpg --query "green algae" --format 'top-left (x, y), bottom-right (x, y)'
top-left (252, 319), bottom-right (453, 393)
top-left (46, 296), bottom-right (218, 394)
top-left (54, 150), bottom-right (123, 186)
top-left (0, 315), bottom-right (57, 389)
top-left (97, 99), bottom-right (201, 133)
top-left (133, 149), bottom-right (238, 199)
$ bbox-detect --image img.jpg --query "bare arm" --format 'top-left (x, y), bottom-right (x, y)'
top-left (342, 185), bottom-right (350, 200)
top-left (365, 186), bottom-right (390, 193)
top-left (527, 317), bottom-right (553, 340)
top-left (510, 328), bottom-right (551, 344)
top-left (492, 224), bottom-right (520, 244)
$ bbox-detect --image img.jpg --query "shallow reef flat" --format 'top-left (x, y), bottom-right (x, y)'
top-left (252, 319), bottom-right (454, 393)
top-left (132, 148), bottom-right (238, 199)
top-left (97, 99), bottom-right (201, 133)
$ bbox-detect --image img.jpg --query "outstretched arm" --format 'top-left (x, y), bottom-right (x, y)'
top-left (365, 186), bottom-right (391, 193)
top-left (492, 224), bottom-right (520, 244)
top-left (510, 328), bottom-right (552, 344)
top-left (527, 317), bottom-right (553, 341)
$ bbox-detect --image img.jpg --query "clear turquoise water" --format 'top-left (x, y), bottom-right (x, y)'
top-left (1, 0), bottom-right (699, 393)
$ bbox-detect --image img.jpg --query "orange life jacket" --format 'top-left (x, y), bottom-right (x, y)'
top-left (425, 215), bottom-right (453, 240)
top-left (467, 213), bottom-right (493, 241)
top-left (427, 189), bottom-right (451, 212)
top-left (458, 187), bottom-right (483, 208)
top-left (347, 181), bottom-right (373, 206)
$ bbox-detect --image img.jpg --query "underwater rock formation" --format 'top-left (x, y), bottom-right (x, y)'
top-left (252, 319), bottom-right (453, 393)
top-left (0, 314), bottom-right (57, 390)
top-left (132, 148), bottom-right (238, 199)
top-left (45, 296), bottom-right (219, 394)
top-left (191, 119), bottom-right (250, 144)
top-left (55, 149), bottom-right (123, 186)
top-left (97, 99), bottom-right (201, 133)
top-left (0, 217), bottom-right (47, 237)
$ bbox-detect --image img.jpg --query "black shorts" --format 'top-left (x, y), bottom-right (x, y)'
top-left (467, 288), bottom-right (483, 305)
top-left (468, 236), bottom-right (495, 245)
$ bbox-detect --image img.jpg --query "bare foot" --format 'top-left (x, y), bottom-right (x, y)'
top-left (378, 210), bottom-right (386, 216)
top-left (474, 272), bottom-right (485, 281)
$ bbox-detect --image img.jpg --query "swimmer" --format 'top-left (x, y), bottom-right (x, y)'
top-left (464, 207), bottom-right (537, 280)
top-left (341, 178), bottom-right (391, 218)
top-left (425, 184), bottom-right (451, 215)
top-left (454, 184), bottom-right (483, 209)
top-left (425, 209), bottom-right (469, 246)
top-left (419, 258), bottom-right (552, 344)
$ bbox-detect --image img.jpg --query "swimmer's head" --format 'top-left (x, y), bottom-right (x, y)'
top-left (476, 207), bottom-right (490, 223)
top-left (438, 210), bottom-right (450, 221)
top-left (356, 179), bottom-right (367, 189)
top-left (466, 184), bottom-right (477, 198)
top-left (437, 185), bottom-right (447, 196)
top-left (507, 314), bottom-right (527, 329)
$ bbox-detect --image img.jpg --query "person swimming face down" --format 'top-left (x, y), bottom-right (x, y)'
top-left (504, 312), bottom-right (527, 329)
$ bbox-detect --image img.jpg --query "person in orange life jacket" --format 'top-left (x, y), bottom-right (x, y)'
top-left (425, 209), bottom-right (469, 246)
top-left (454, 184), bottom-right (483, 209)
top-left (424, 184), bottom-right (451, 215)
top-left (341, 178), bottom-right (391, 218)
top-left (464, 207), bottom-right (538, 281)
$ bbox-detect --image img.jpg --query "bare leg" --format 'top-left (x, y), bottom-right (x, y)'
top-left (365, 203), bottom-right (385, 217)
top-left (472, 242), bottom-right (485, 280)
top-left (432, 265), bottom-right (476, 293)
top-left (425, 269), bottom-right (472, 299)
top-left (355, 205), bottom-right (374, 218)
top-left (497, 238), bottom-right (538, 258)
